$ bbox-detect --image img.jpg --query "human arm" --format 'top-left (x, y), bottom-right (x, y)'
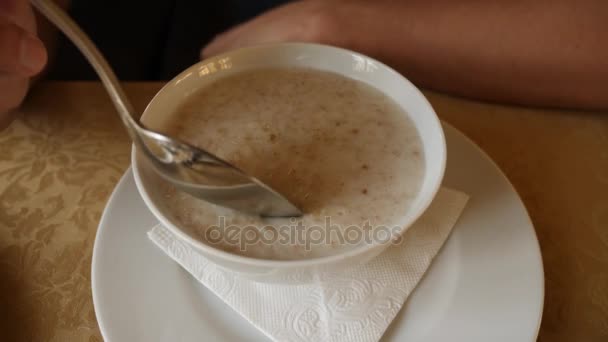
top-left (202, 0), bottom-right (608, 110)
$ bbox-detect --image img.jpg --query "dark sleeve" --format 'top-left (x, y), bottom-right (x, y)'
top-left (47, 0), bottom-right (176, 80)
top-left (46, 0), bottom-right (291, 81)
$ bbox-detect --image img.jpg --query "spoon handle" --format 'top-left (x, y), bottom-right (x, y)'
top-left (31, 0), bottom-right (140, 140)
top-left (30, 0), bottom-right (234, 166)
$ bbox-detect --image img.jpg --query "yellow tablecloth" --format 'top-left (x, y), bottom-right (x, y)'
top-left (0, 82), bottom-right (606, 341)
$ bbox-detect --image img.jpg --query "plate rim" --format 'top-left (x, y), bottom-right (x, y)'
top-left (439, 122), bottom-right (545, 339)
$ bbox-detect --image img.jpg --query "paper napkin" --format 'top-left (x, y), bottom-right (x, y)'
top-left (148, 188), bottom-right (468, 342)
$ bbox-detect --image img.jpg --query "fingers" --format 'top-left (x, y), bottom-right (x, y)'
top-left (0, 0), bottom-right (36, 33)
top-left (0, 0), bottom-right (44, 124)
top-left (200, 1), bottom-right (341, 59)
top-left (0, 19), bottom-right (47, 75)
top-left (0, 0), bottom-right (21, 18)
top-left (0, 0), bottom-right (44, 119)
top-left (201, 18), bottom-right (263, 59)
top-left (200, 4), bottom-right (290, 58)
top-left (0, 74), bottom-right (28, 117)
top-left (201, 20), bottom-right (288, 58)
top-left (201, 28), bottom-right (241, 58)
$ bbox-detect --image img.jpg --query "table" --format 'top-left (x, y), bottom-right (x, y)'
top-left (0, 82), bottom-right (606, 341)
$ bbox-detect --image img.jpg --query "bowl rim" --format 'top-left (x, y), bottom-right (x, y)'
top-left (132, 42), bottom-right (446, 268)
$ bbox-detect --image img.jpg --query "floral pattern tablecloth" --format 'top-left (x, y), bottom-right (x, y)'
top-left (0, 82), bottom-right (606, 341)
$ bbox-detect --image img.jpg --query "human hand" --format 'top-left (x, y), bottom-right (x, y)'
top-left (1, 0), bottom-right (47, 121)
top-left (201, 1), bottom-right (345, 58)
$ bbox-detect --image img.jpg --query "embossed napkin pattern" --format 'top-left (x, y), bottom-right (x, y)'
top-left (149, 188), bottom-right (468, 342)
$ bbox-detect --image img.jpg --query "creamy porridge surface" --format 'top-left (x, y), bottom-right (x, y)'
top-left (158, 67), bottom-right (425, 260)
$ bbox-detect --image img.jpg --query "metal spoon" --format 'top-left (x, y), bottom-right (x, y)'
top-left (31, 0), bottom-right (302, 217)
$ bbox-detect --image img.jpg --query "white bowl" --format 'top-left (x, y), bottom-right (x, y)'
top-left (132, 43), bottom-right (446, 283)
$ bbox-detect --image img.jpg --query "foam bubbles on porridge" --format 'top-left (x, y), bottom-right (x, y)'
top-left (158, 67), bottom-right (425, 260)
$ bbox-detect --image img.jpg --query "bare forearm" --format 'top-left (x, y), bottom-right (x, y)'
top-left (338, 0), bottom-right (608, 110)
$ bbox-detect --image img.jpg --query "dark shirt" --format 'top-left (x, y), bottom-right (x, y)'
top-left (47, 0), bottom-right (289, 80)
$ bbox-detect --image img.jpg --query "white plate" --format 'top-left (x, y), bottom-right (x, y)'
top-left (92, 123), bottom-right (544, 341)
